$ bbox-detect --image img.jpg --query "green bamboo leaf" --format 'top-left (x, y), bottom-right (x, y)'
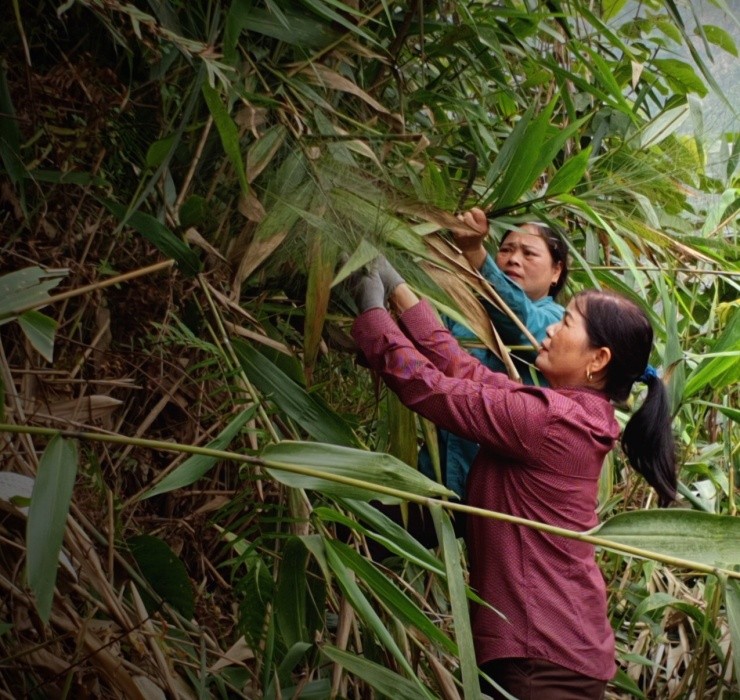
top-left (430, 504), bottom-right (481, 700)
top-left (693, 400), bottom-right (740, 424)
top-left (635, 105), bottom-right (689, 149)
top-left (17, 310), bottom-right (57, 363)
top-left (385, 391), bottom-right (418, 468)
top-left (329, 539), bottom-right (457, 654)
top-left (265, 641), bottom-right (313, 700)
top-left (228, 6), bottom-right (340, 50)
top-left (651, 58), bottom-right (708, 97)
top-left (141, 407), bottom-right (257, 499)
top-left (0, 267), bottom-right (67, 320)
top-left (261, 441), bottom-right (456, 503)
top-left (233, 341), bottom-right (359, 447)
top-left (275, 537), bottom-right (310, 648)
top-left (127, 534), bottom-right (195, 619)
top-left (202, 83), bottom-right (249, 197)
top-left (323, 502), bottom-right (445, 575)
top-left (320, 645), bottom-right (429, 700)
top-left (100, 199), bottom-right (200, 276)
top-left (699, 25), bottom-right (738, 57)
top-left (26, 436), bottom-right (78, 623)
top-left (630, 591), bottom-right (706, 634)
top-left (0, 61), bottom-right (25, 186)
top-left (145, 134), bottom-right (177, 169)
top-left (545, 146), bottom-right (592, 196)
top-left (300, 0), bottom-right (377, 46)
top-left (323, 543), bottom-right (434, 699)
top-left (482, 102), bottom-right (536, 196)
top-left (595, 510), bottom-right (740, 569)
top-left (725, 579), bottom-right (740, 686)
top-left (684, 311), bottom-right (740, 398)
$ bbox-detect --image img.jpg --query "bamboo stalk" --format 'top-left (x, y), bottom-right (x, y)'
top-left (10, 260), bottom-right (175, 317)
top-left (2, 422), bottom-right (738, 581)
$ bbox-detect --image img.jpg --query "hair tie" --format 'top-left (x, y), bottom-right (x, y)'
top-left (639, 364), bottom-right (658, 383)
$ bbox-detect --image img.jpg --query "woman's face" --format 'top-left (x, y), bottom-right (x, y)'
top-left (535, 300), bottom-right (604, 388)
top-left (496, 225), bottom-right (562, 301)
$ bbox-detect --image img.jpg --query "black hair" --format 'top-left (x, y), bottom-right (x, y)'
top-left (574, 290), bottom-right (677, 507)
top-left (501, 223), bottom-right (569, 298)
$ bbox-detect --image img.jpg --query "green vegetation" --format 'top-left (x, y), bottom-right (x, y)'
top-left (0, 0), bottom-right (738, 697)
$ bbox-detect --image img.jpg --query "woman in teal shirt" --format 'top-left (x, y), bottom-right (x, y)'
top-left (423, 207), bottom-right (569, 499)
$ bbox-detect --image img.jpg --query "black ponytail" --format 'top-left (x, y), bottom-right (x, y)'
top-left (576, 291), bottom-right (677, 506)
top-left (621, 374), bottom-right (677, 507)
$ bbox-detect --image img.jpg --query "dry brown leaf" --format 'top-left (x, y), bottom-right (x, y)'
top-left (237, 190), bottom-right (267, 223)
top-left (232, 229), bottom-right (288, 298)
top-left (27, 395), bottom-right (122, 423)
top-left (424, 233), bottom-right (540, 350)
top-left (302, 64), bottom-right (403, 124)
top-left (422, 235), bottom-right (524, 381)
top-left (184, 228), bottom-right (228, 262)
top-left (209, 635), bottom-right (255, 672)
top-left (425, 652), bottom-right (462, 700)
top-left (224, 321), bottom-right (292, 355)
top-left (246, 128), bottom-right (286, 183)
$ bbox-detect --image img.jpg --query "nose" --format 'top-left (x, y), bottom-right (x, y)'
top-left (507, 249), bottom-right (523, 265)
top-left (545, 321), bottom-right (559, 338)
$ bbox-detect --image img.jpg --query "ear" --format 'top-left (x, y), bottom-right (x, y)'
top-left (550, 260), bottom-right (563, 287)
top-left (590, 346), bottom-right (611, 376)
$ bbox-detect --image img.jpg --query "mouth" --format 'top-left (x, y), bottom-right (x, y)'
top-left (505, 270), bottom-right (522, 281)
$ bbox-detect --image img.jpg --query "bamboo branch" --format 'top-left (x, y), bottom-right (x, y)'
top-left (2, 423), bottom-right (738, 581)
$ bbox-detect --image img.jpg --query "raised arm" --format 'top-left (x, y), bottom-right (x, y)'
top-left (352, 303), bottom-right (551, 460)
top-left (389, 284), bottom-right (498, 383)
top-left (450, 208), bottom-right (564, 345)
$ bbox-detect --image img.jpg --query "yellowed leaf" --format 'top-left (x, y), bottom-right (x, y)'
top-left (302, 64), bottom-right (403, 124)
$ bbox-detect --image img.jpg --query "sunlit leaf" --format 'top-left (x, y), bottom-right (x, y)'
top-left (595, 510), bottom-right (740, 569)
top-left (261, 441), bottom-right (456, 503)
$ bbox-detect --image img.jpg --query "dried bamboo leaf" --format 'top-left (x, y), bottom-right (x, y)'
top-left (29, 395), bottom-right (123, 423)
top-left (237, 190), bottom-right (267, 223)
top-left (209, 636), bottom-right (255, 672)
top-left (302, 64), bottom-right (402, 124)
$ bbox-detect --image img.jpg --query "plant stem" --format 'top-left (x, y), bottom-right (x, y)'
top-left (2, 422), bottom-right (738, 580)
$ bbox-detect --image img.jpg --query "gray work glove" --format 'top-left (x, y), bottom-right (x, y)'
top-left (375, 256), bottom-right (405, 302)
top-left (349, 267), bottom-right (385, 312)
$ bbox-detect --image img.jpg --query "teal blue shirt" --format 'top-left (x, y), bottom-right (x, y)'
top-left (419, 254), bottom-right (565, 498)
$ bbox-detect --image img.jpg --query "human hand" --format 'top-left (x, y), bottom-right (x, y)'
top-left (450, 207), bottom-right (489, 269)
top-left (375, 256), bottom-right (405, 302)
top-left (347, 265), bottom-right (385, 313)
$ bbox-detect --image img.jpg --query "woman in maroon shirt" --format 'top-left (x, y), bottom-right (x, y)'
top-left (346, 259), bottom-right (676, 699)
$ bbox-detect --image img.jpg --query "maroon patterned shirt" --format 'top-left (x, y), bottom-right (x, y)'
top-left (352, 301), bottom-right (619, 681)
